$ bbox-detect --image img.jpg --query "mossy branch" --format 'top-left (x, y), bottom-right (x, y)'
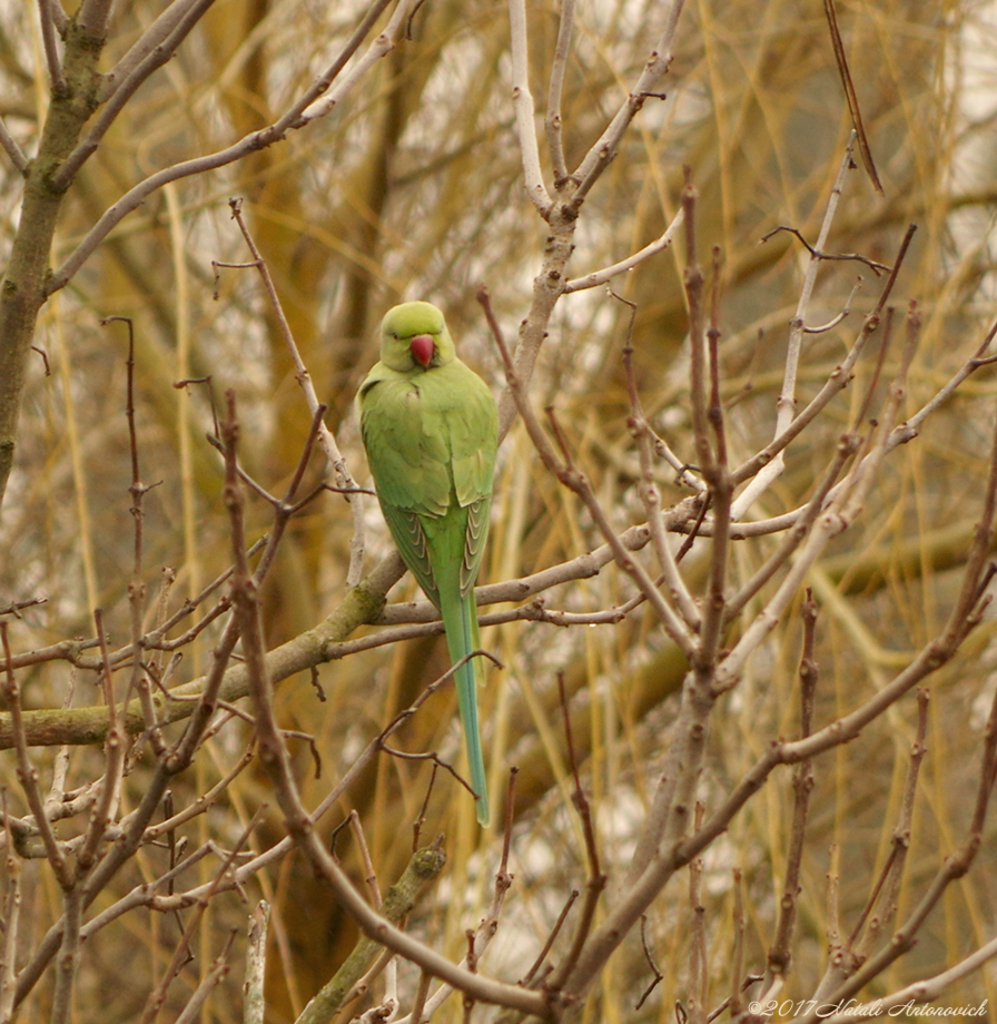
top-left (0, 555), bottom-right (403, 751)
top-left (296, 839), bottom-right (447, 1024)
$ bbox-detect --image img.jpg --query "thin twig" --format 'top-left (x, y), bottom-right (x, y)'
top-left (0, 116), bottom-right (28, 175)
top-left (760, 225), bottom-right (890, 275)
top-left (823, 0), bottom-right (883, 192)
top-left (890, 315), bottom-right (997, 445)
top-left (729, 870), bottom-right (746, 1017)
top-left (570, 0), bottom-right (687, 206)
top-left (687, 802), bottom-right (708, 1024)
top-left (803, 277), bottom-right (861, 333)
top-left (723, 441), bottom-right (853, 625)
top-left (620, 290), bottom-right (699, 631)
top-left (0, 791), bottom-right (22, 1022)
top-left (105, 317), bottom-right (164, 750)
top-left (172, 930), bottom-right (235, 1024)
top-left (564, 208), bottom-right (684, 292)
top-left (520, 889), bottom-right (579, 988)
top-left (851, 689), bottom-right (929, 959)
top-left (545, 675), bottom-right (605, 991)
top-left (697, 243), bottom-right (732, 671)
top-left (349, 811), bottom-right (382, 908)
top-left (544, 0), bottom-right (574, 185)
top-left (76, 608), bottom-right (127, 873)
top-left (764, 594), bottom-right (819, 988)
top-left (225, 198), bottom-right (366, 586)
top-left (634, 916), bottom-right (663, 1010)
top-left (1, 623), bottom-right (73, 888)
top-left (37, 0), bottom-right (66, 95)
top-left (731, 135), bottom-right (859, 520)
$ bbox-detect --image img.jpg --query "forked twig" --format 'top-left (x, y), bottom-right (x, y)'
top-left (635, 915), bottom-right (663, 1010)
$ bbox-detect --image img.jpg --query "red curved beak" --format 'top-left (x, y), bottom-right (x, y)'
top-left (410, 333), bottom-right (435, 368)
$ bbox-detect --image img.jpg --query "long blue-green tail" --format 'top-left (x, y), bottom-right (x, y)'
top-left (440, 589), bottom-right (489, 826)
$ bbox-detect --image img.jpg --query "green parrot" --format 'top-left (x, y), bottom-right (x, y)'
top-left (358, 301), bottom-right (498, 826)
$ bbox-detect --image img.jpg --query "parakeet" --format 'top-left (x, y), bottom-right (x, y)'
top-left (358, 301), bottom-right (498, 826)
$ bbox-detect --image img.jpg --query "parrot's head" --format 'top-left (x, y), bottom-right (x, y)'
top-left (379, 301), bottom-right (457, 372)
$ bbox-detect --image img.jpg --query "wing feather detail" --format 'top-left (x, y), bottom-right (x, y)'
top-left (460, 496), bottom-right (490, 597)
top-left (381, 503), bottom-right (440, 607)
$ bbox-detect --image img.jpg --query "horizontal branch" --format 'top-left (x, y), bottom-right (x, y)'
top-left (0, 554), bottom-right (402, 750)
top-left (0, 519), bottom-right (656, 750)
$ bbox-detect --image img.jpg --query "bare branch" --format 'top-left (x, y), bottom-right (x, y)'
top-left (890, 315), bottom-right (997, 445)
top-left (48, 0), bottom-right (415, 294)
top-left (546, 674), bottom-right (606, 990)
top-left (622, 300), bottom-right (700, 631)
top-left (687, 802), bottom-right (708, 1024)
top-left (823, 0), bottom-right (883, 193)
top-left (1, 623), bottom-right (73, 888)
top-left (508, 0), bottom-right (552, 214)
top-left (172, 931), bottom-right (235, 1024)
top-left (0, 116), bottom-right (29, 175)
top-left (544, 0), bottom-right (574, 185)
top-left (821, 937), bottom-right (997, 1023)
top-left (850, 689), bottom-right (928, 959)
top-left (101, 0), bottom-right (215, 101)
top-left (764, 595), bottom-right (819, 988)
top-left (224, 198), bottom-right (366, 586)
top-left (481, 284), bottom-right (697, 657)
top-left (75, 0), bottom-right (114, 38)
top-left (36, 0), bottom-right (66, 96)
top-left (635, 916), bottom-right (664, 1011)
top-left (76, 609), bottom-right (127, 873)
top-left (561, 429), bottom-right (997, 1001)
top-left (298, 0), bottom-right (416, 122)
top-left (295, 841), bottom-right (447, 1024)
top-left (731, 134), bottom-right (858, 520)
top-left (520, 889), bottom-right (578, 988)
top-left (570, 0), bottom-right (686, 206)
top-left (0, 792), bottom-right (23, 1022)
top-left (564, 208), bottom-right (684, 293)
top-left (55, 0), bottom-right (218, 188)
top-left (803, 277), bottom-right (861, 333)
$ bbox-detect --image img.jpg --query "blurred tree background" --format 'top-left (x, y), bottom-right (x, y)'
top-left (2, 0), bottom-right (997, 1021)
